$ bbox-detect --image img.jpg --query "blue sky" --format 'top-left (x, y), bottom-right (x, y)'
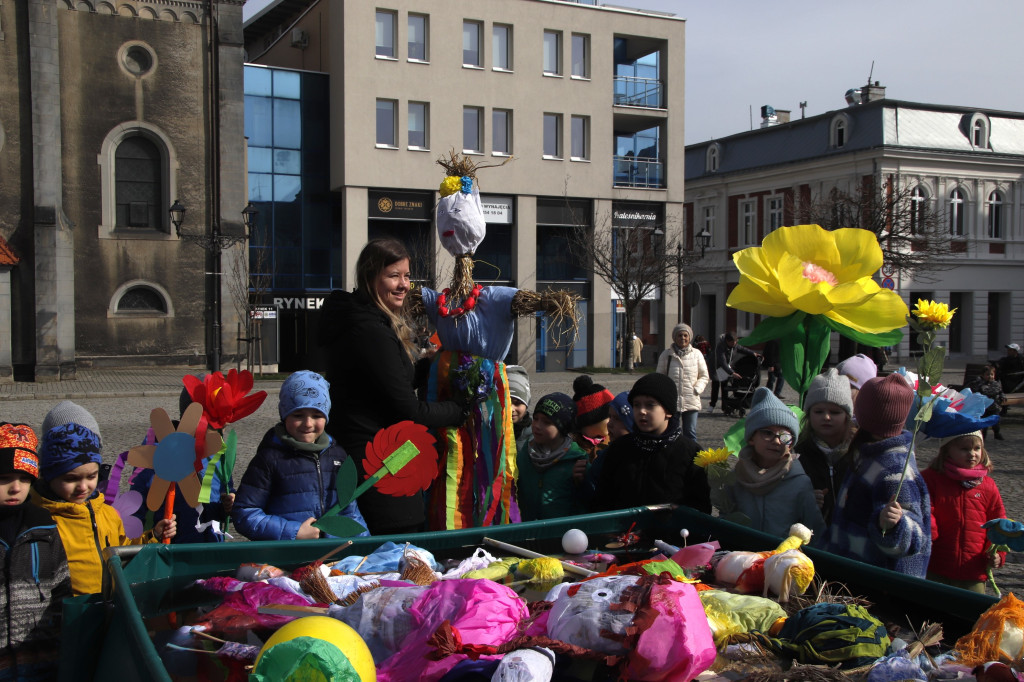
top-left (243, 0), bottom-right (1024, 144)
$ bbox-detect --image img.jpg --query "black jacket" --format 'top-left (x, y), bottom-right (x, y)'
top-left (594, 427), bottom-right (711, 514)
top-left (794, 437), bottom-right (854, 528)
top-left (0, 503), bottom-right (71, 680)
top-left (319, 289), bottom-right (463, 532)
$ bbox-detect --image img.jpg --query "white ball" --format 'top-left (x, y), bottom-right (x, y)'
top-left (561, 529), bottom-right (589, 555)
top-left (680, 528), bottom-right (690, 539)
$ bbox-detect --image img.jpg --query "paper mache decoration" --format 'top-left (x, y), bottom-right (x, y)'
top-left (437, 172), bottom-right (486, 257)
top-left (251, 616), bottom-right (376, 682)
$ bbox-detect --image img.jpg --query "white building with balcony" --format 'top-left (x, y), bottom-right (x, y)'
top-left (243, 0), bottom-right (685, 371)
top-left (683, 84), bottom-right (1024, 364)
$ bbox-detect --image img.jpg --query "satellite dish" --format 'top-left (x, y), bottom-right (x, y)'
top-left (688, 281), bottom-right (702, 308)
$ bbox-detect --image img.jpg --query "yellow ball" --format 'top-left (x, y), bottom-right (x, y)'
top-left (253, 616), bottom-right (376, 681)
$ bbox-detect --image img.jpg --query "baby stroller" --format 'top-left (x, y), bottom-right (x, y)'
top-left (721, 354), bottom-right (762, 417)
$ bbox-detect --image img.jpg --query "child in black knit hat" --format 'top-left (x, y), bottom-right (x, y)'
top-left (515, 393), bottom-right (589, 521)
top-left (593, 374), bottom-right (711, 513)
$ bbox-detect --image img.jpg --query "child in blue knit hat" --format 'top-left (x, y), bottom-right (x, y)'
top-left (32, 403), bottom-right (176, 596)
top-left (726, 387), bottom-right (825, 540)
top-left (233, 371), bottom-right (368, 540)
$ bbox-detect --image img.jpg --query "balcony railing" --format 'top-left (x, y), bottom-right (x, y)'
top-left (613, 76), bottom-right (664, 109)
top-left (613, 155), bottom-right (664, 189)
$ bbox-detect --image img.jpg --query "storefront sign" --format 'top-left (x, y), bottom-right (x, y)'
top-left (272, 296), bottom-right (325, 310)
top-left (251, 306), bottom-right (277, 320)
top-left (481, 195), bottom-right (513, 224)
top-left (368, 190), bottom-right (432, 220)
top-left (612, 203), bottom-right (662, 229)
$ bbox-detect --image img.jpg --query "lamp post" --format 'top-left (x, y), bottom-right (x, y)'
top-left (171, 199), bottom-right (252, 373)
top-left (697, 228), bottom-right (712, 259)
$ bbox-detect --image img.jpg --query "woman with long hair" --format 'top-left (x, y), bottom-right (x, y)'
top-left (319, 238), bottom-right (465, 535)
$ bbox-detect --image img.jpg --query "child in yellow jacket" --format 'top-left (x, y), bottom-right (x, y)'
top-left (30, 402), bottom-right (175, 595)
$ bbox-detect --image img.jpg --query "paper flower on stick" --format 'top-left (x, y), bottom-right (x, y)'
top-left (727, 225), bottom-right (907, 396)
top-left (182, 369), bottom-right (267, 431)
top-left (127, 404), bottom-right (224, 511)
top-left (982, 519), bottom-right (1024, 596)
top-left (111, 490), bottom-right (145, 539)
top-left (315, 421), bottom-right (438, 537)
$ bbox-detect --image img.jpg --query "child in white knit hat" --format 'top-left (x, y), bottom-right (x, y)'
top-left (726, 387), bottom-right (825, 540)
top-left (795, 368), bottom-right (856, 529)
top-left (922, 431), bottom-right (1006, 593)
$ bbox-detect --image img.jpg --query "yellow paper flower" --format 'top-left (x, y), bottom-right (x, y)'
top-left (695, 447), bottom-right (731, 468)
top-left (727, 224), bottom-right (909, 334)
top-left (912, 299), bottom-right (955, 330)
top-left (439, 175), bottom-right (462, 197)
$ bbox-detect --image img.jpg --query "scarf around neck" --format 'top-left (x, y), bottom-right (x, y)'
top-left (943, 459), bottom-right (987, 489)
top-left (812, 433), bottom-right (852, 467)
top-left (671, 343), bottom-right (692, 359)
top-left (734, 446), bottom-right (793, 496)
top-left (632, 413), bottom-right (682, 456)
top-left (275, 423), bottom-right (330, 453)
top-left (530, 435), bottom-right (575, 470)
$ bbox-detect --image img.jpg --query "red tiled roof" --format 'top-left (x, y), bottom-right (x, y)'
top-left (0, 235), bottom-right (20, 266)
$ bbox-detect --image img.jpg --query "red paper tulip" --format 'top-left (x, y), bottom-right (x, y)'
top-left (363, 421), bottom-right (438, 496)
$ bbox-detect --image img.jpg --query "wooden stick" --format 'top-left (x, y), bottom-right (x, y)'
top-left (190, 629), bottom-right (230, 644)
top-left (482, 537), bottom-right (597, 577)
top-left (313, 540), bottom-right (353, 566)
top-left (257, 604), bottom-right (330, 617)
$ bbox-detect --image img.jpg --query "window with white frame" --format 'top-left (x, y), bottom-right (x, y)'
top-left (740, 200), bottom-right (756, 245)
top-left (543, 30), bottom-right (561, 75)
top-left (570, 115), bottom-right (589, 160)
top-left (766, 196), bottom-right (783, 233)
top-left (463, 20), bottom-right (482, 67)
top-left (375, 10), bottom-right (396, 58)
top-left (492, 109), bottom-right (511, 155)
top-left (988, 190), bottom-right (1004, 238)
top-left (463, 106), bottom-right (483, 153)
top-left (571, 33), bottom-right (589, 78)
top-left (970, 113), bottom-right (990, 149)
top-left (830, 114), bottom-right (849, 148)
top-left (702, 205), bottom-right (716, 246)
top-left (949, 188), bottom-right (965, 236)
top-left (493, 24), bottom-right (512, 71)
top-left (376, 99), bottom-right (397, 147)
top-left (706, 145), bottom-right (719, 173)
top-left (110, 280), bottom-right (173, 317)
top-left (408, 101), bottom-right (428, 149)
top-left (543, 113), bottom-right (562, 158)
top-left (408, 14), bottom-right (428, 62)
top-left (909, 186), bottom-right (926, 235)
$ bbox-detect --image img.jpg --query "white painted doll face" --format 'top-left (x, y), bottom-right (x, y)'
top-left (436, 183), bottom-right (486, 256)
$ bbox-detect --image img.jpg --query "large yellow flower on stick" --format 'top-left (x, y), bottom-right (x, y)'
top-left (727, 225), bottom-right (907, 396)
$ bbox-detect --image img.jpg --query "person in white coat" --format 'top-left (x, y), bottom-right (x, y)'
top-left (655, 323), bottom-right (709, 443)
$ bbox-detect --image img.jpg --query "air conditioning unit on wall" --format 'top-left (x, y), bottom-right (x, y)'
top-left (290, 28), bottom-right (309, 49)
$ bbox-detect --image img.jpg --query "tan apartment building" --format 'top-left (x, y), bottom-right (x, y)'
top-left (243, 0), bottom-right (686, 371)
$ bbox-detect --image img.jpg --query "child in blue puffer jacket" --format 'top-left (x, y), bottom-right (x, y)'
top-left (233, 371), bottom-right (368, 541)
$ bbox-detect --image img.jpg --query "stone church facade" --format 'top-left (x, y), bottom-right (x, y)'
top-left (0, 0), bottom-right (247, 381)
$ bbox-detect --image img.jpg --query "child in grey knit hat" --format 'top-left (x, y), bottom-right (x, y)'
top-left (725, 387), bottom-right (825, 540)
top-left (794, 368), bottom-right (856, 528)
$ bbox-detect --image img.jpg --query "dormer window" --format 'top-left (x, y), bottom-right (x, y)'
top-left (706, 143), bottom-right (720, 173)
top-left (830, 114), bottom-right (851, 149)
top-left (969, 113), bottom-right (990, 149)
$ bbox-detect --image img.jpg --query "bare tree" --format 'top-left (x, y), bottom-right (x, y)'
top-left (564, 202), bottom-right (693, 370)
top-left (798, 175), bottom-right (952, 282)
top-left (227, 243), bottom-right (271, 373)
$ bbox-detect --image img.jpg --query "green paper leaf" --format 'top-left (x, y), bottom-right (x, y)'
top-left (313, 513), bottom-right (367, 539)
top-left (821, 318), bottom-right (904, 348)
top-left (914, 398), bottom-right (935, 424)
top-left (723, 420), bottom-right (747, 455)
top-left (739, 312), bottom-right (806, 347)
top-left (383, 440), bottom-right (420, 475)
top-left (333, 456), bottom-right (358, 510)
top-left (777, 315), bottom-right (831, 397)
top-left (217, 430), bottom-right (238, 492)
top-left (919, 346), bottom-right (946, 388)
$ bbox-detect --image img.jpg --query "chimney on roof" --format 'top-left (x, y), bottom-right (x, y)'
top-left (775, 109), bottom-right (791, 124)
top-left (862, 81), bottom-right (886, 103)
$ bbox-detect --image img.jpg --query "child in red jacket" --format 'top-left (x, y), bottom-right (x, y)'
top-left (922, 430), bottom-right (1006, 593)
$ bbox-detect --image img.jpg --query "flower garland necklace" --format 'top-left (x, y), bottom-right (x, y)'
top-left (438, 283), bottom-right (483, 317)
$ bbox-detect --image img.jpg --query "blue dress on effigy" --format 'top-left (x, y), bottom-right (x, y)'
top-left (421, 285), bottom-right (520, 530)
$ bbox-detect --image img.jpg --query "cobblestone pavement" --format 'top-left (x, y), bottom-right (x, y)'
top-left (3, 364), bottom-right (1021, 595)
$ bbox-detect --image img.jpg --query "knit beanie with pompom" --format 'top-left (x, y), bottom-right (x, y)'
top-left (572, 375), bottom-right (615, 429)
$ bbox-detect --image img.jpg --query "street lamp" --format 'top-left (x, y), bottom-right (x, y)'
top-left (697, 228), bottom-right (712, 258)
top-left (171, 200), bottom-right (253, 373)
